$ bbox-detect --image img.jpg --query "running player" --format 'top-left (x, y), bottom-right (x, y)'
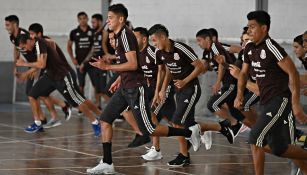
top-left (16, 34), bottom-right (102, 137)
top-left (235, 10), bottom-right (307, 175)
top-left (87, 4), bottom-right (201, 174)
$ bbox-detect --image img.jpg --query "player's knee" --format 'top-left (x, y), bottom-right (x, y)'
top-left (101, 120), bottom-right (112, 130)
top-left (270, 144), bottom-right (288, 157)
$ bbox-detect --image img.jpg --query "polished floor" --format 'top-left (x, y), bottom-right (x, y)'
top-left (0, 104), bottom-right (305, 175)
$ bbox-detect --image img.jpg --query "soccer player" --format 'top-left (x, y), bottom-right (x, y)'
top-left (87, 4), bottom-right (201, 174)
top-left (235, 10), bottom-right (307, 175)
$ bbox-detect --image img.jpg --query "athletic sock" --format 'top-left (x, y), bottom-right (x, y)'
top-left (92, 119), bottom-right (99, 125)
top-left (167, 127), bottom-right (192, 137)
top-left (34, 120), bottom-right (42, 126)
top-left (102, 142), bottom-right (112, 164)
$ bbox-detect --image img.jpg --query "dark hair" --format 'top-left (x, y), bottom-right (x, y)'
top-left (133, 27), bottom-right (149, 38)
top-left (196, 29), bottom-right (212, 39)
top-left (304, 31), bottom-right (307, 35)
top-left (77, 11), bottom-right (88, 18)
top-left (92, 13), bottom-right (103, 21)
top-left (18, 34), bottom-right (31, 44)
top-left (247, 10), bottom-right (271, 31)
top-left (29, 23), bottom-right (44, 35)
top-left (108, 3), bottom-right (128, 21)
top-left (208, 28), bottom-right (218, 39)
top-left (5, 15), bottom-right (19, 25)
top-left (148, 24), bottom-right (169, 37)
top-left (293, 34), bottom-right (303, 46)
top-left (243, 26), bottom-right (248, 35)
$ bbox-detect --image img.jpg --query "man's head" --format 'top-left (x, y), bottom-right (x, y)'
top-left (133, 27), bottom-right (149, 50)
top-left (196, 29), bottom-right (212, 50)
top-left (28, 23), bottom-right (43, 39)
top-left (208, 28), bottom-right (218, 42)
top-left (108, 30), bottom-right (116, 49)
top-left (303, 31), bottom-right (307, 51)
top-left (77, 12), bottom-right (88, 27)
top-left (247, 10), bottom-right (270, 44)
top-left (18, 34), bottom-right (34, 51)
top-left (91, 13), bottom-right (103, 30)
top-left (293, 34), bottom-right (305, 59)
top-left (5, 15), bottom-right (19, 35)
top-left (148, 24), bottom-right (169, 50)
top-left (107, 4), bottom-right (128, 32)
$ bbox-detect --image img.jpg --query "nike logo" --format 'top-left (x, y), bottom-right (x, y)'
top-left (63, 90), bottom-right (68, 93)
top-left (284, 120), bottom-right (288, 124)
top-left (134, 105), bottom-right (139, 109)
top-left (184, 99), bottom-right (189, 103)
top-left (248, 51), bottom-right (252, 55)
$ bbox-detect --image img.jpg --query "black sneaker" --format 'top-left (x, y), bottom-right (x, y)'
top-left (62, 101), bottom-right (72, 121)
top-left (167, 153), bottom-right (190, 167)
top-left (41, 118), bottom-right (47, 125)
top-left (219, 120), bottom-right (235, 144)
top-left (231, 122), bottom-right (244, 138)
top-left (128, 134), bottom-right (151, 148)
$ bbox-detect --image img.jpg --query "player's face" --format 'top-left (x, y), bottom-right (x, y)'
top-left (241, 33), bottom-right (250, 48)
top-left (91, 18), bottom-right (99, 30)
top-left (5, 21), bottom-right (16, 34)
top-left (196, 36), bottom-right (211, 50)
top-left (78, 15), bottom-right (88, 27)
top-left (133, 31), bottom-right (145, 49)
top-left (150, 34), bottom-right (165, 50)
top-left (293, 42), bottom-right (305, 58)
top-left (247, 20), bottom-right (267, 44)
top-left (19, 40), bottom-right (33, 51)
top-left (303, 33), bottom-right (307, 51)
top-left (109, 32), bottom-right (116, 49)
top-left (107, 12), bottom-right (122, 31)
top-left (29, 31), bottom-right (38, 39)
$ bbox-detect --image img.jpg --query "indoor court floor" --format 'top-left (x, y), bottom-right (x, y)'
top-left (0, 104), bottom-right (305, 175)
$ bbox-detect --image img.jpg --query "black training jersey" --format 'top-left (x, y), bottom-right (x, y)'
top-left (203, 42), bottom-right (237, 86)
top-left (93, 28), bottom-right (105, 58)
top-left (10, 28), bottom-right (36, 62)
top-left (139, 44), bottom-right (159, 87)
top-left (299, 56), bottom-right (307, 70)
top-left (243, 35), bottom-right (290, 104)
top-left (156, 39), bottom-right (198, 83)
top-left (115, 25), bottom-right (146, 89)
top-left (69, 26), bottom-right (93, 64)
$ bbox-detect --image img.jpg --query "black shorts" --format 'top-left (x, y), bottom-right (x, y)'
top-left (242, 90), bottom-right (260, 112)
top-left (207, 84), bottom-right (245, 121)
top-left (28, 73), bottom-right (86, 107)
top-left (100, 86), bottom-right (156, 136)
top-left (249, 96), bottom-right (295, 156)
top-left (152, 84), bottom-right (176, 122)
top-left (172, 80), bottom-right (201, 127)
top-left (88, 67), bottom-right (107, 94)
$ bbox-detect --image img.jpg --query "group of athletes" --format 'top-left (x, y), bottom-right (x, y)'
top-left (4, 3), bottom-right (307, 175)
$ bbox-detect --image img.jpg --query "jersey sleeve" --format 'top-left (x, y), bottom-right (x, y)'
top-left (174, 42), bottom-right (198, 63)
top-left (155, 50), bottom-right (164, 65)
top-left (266, 39), bottom-right (288, 62)
top-left (36, 40), bottom-right (47, 55)
top-left (120, 28), bottom-right (137, 53)
top-left (243, 43), bottom-right (252, 65)
top-left (69, 30), bottom-right (75, 41)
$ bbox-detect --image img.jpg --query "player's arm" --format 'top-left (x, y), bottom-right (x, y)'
top-left (179, 59), bottom-right (204, 86)
top-left (67, 39), bottom-right (78, 66)
top-left (234, 63), bottom-right (249, 109)
top-left (16, 53), bottom-right (47, 69)
top-left (102, 30), bottom-right (110, 55)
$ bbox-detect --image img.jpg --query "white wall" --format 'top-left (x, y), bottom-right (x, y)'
top-left (0, 0), bottom-right (101, 62)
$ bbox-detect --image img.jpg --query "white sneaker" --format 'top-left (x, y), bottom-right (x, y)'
top-left (142, 146), bottom-right (163, 161)
top-left (188, 124), bottom-right (201, 152)
top-left (201, 131), bottom-right (212, 150)
top-left (86, 160), bottom-right (115, 174)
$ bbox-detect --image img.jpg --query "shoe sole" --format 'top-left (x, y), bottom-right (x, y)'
top-left (86, 170), bottom-right (115, 175)
top-left (228, 127), bottom-right (235, 144)
top-left (24, 128), bottom-right (43, 133)
top-left (65, 109), bottom-right (72, 121)
top-left (141, 156), bottom-right (163, 161)
top-left (43, 122), bottom-right (62, 129)
top-left (167, 162), bottom-right (190, 167)
top-left (233, 124), bottom-right (245, 138)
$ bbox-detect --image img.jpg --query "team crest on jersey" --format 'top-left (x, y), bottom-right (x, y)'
top-left (248, 50), bottom-right (252, 55)
top-left (161, 56), bottom-right (165, 61)
top-left (98, 35), bottom-right (102, 41)
top-left (88, 31), bottom-right (92, 36)
top-left (174, 53), bottom-right (180, 60)
top-left (260, 49), bottom-right (266, 59)
top-left (76, 32), bottom-right (80, 36)
top-left (146, 56), bottom-right (150, 63)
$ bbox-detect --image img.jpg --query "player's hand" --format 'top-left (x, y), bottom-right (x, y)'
top-left (151, 93), bottom-right (161, 108)
top-left (109, 80), bottom-right (120, 93)
top-left (292, 104), bottom-right (307, 124)
top-left (234, 94), bottom-right (244, 110)
top-left (211, 82), bottom-right (221, 94)
top-left (158, 90), bottom-right (166, 104)
top-left (174, 79), bottom-right (187, 89)
top-left (72, 57), bottom-right (78, 66)
top-left (302, 89), bottom-right (307, 96)
top-left (90, 56), bottom-right (109, 70)
top-left (28, 70), bottom-right (38, 79)
top-left (229, 64), bottom-right (241, 79)
top-left (103, 54), bottom-right (116, 64)
top-left (15, 58), bottom-right (26, 67)
top-left (16, 72), bottom-right (28, 82)
top-left (214, 55), bottom-right (225, 65)
top-left (79, 63), bottom-right (85, 73)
